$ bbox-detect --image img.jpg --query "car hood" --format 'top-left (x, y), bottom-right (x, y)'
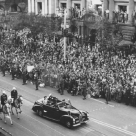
top-left (60, 107), bottom-right (80, 114)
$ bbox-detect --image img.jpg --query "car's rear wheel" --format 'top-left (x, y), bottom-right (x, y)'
top-left (65, 120), bottom-right (72, 129)
top-left (38, 110), bottom-right (43, 117)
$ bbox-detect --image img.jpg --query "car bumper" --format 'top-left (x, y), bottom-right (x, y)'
top-left (73, 120), bottom-right (89, 127)
top-left (32, 106), bottom-right (36, 112)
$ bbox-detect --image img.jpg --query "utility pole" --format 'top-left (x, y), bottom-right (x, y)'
top-left (64, 9), bottom-right (67, 61)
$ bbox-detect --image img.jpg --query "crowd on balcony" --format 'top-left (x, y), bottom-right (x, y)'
top-left (104, 9), bottom-right (136, 25)
top-left (56, 6), bottom-right (87, 19)
top-left (0, 26), bottom-right (136, 105)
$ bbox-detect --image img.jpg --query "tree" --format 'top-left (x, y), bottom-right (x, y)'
top-left (10, 13), bottom-right (62, 37)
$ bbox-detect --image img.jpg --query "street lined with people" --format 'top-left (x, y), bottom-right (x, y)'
top-left (0, 75), bottom-right (136, 136)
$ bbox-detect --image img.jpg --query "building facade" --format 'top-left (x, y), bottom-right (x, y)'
top-left (0, 0), bottom-right (28, 13)
top-left (28, 0), bottom-right (103, 16)
top-left (102, 0), bottom-right (136, 24)
top-left (28, 0), bottom-right (89, 15)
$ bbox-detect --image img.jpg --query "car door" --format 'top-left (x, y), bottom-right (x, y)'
top-left (42, 104), bottom-right (51, 117)
top-left (51, 105), bottom-right (61, 120)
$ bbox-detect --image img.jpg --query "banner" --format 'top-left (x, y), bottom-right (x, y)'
top-left (27, 66), bottom-right (34, 72)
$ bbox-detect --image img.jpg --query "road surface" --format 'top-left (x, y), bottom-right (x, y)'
top-left (0, 74), bottom-right (136, 136)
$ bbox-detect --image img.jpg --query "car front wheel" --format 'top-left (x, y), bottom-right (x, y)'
top-left (65, 120), bottom-right (72, 129)
top-left (38, 110), bottom-right (43, 117)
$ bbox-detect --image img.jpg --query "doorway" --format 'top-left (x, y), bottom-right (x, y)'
top-left (37, 2), bottom-right (42, 14)
top-left (61, 3), bottom-right (67, 9)
top-left (118, 5), bottom-right (127, 12)
top-left (74, 3), bottom-right (81, 10)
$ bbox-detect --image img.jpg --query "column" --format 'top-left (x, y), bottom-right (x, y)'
top-left (81, 0), bottom-right (86, 9)
top-left (56, 0), bottom-right (59, 14)
top-left (109, 0), bottom-right (114, 22)
top-left (56, 0), bottom-right (59, 8)
top-left (44, 0), bottom-right (47, 15)
top-left (92, 4), bottom-right (97, 11)
top-left (81, 26), bottom-right (84, 44)
top-left (42, 2), bottom-right (45, 15)
top-left (128, 0), bottom-right (135, 24)
top-left (49, 0), bottom-right (52, 14)
top-left (28, 0), bottom-right (31, 13)
top-left (35, 1), bottom-right (38, 14)
top-left (102, 0), bottom-right (108, 18)
top-left (32, 0), bottom-right (35, 13)
top-left (67, 0), bottom-right (72, 18)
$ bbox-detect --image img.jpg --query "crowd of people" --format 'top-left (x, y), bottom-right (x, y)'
top-left (0, 26), bottom-right (136, 106)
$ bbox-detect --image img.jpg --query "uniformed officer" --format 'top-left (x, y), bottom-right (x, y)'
top-left (71, 76), bottom-right (78, 96)
top-left (82, 81), bottom-right (87, 100)
top-left (1, 60), bottom-right (7, 77)
top-left (60, 77), bottom-right (65, 95)
top-left (22, 65), bottom-right (27, 85)
top-left (105, 84), bottom-right (110, 104)
top-left (11, 87), bottom-right (18, 107)
top-left (34, 71), bottom-right (39, 90)
top-left (1, 91), bottom-right (7, 110)
top-left (11, 64), bottom-right (15, 80)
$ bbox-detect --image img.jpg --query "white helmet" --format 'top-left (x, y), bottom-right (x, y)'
top-left (12, 87), bottom-right (16, 90)
top-left (2, 90), bottom-right (6, 94)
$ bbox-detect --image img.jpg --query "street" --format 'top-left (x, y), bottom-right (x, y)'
top-left (0, 74), bottom-right (136, 136)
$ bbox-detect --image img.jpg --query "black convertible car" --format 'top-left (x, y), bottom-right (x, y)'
top-left (32, 94), bottom-right (89, 128)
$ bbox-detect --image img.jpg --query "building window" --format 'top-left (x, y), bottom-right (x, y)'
top-left (11, 4), bottom-right (18, 12)
top-left (74, 4), bottom-right (81, 10)
top-left (97, 5), bottom-right (102, 16)
top-left (118, 5), bottom-right (127, 12)
top-left (61, 3), bottom-right (67, 9)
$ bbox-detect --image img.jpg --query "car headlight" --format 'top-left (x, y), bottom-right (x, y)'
top-left (72, 118), bottom-right (75, 123)
top-left (86, 112), bottom-right (89, 117)
top-left (72, 117), bottom-right (75, 121)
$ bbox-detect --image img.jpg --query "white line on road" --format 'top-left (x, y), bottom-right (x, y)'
top-left (13, 120), bottom-right (39, 136)
top-left (90, 98), bottom-right (114, 107)
top-left (81, 126), bottom-right (94, 132)
top-left (90, 118), bottom-right (136, 136)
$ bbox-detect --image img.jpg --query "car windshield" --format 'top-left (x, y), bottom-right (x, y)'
top-left (37, 98), bottom-right (44, 103)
